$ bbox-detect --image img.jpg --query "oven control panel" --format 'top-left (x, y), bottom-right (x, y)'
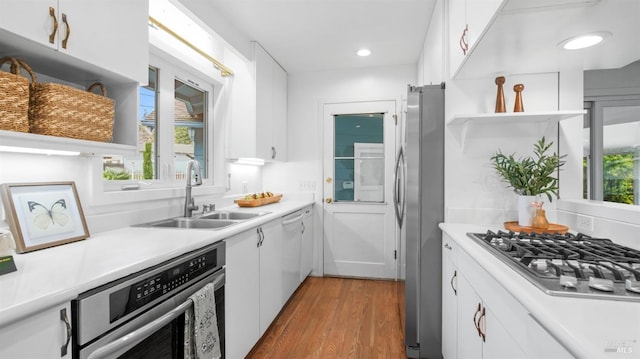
top-left (108, 245), bottom-right (222, 323)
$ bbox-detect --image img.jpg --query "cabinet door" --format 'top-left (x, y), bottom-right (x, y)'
top-left (255, 43), bottom-right (275, 160)
top-left (482, 305), bottom-right (528, 359)
top-left (0, 1), bottom-right (57, 49)
top-left (57, 0), bottom-right (148, 83)
top-left (0, 303), bottom-right (72, 358)
top-left (448, 0), bottom-right (467, 74)
top-left (456, 272), bottom-right (483, 359)
top-left (271, 63), bottom-right (287, 161)
top-left (226, 229), bottom-right (261, 359)
top-left (465, 0), bottom-right (502, 51)
top-left (258, 219), bottom-right (284, 335)
top-left (300, 208), bottom-right (313, 282)
top-left (442, 254), bottom-right (458, 359)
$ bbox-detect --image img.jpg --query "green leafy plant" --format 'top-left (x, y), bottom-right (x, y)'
top-left (103, 167), bottom-right (131, 180)
top-left (491, 137), bottom-right (566, 202)
top-left (143, 142), bottom-right (154, 180)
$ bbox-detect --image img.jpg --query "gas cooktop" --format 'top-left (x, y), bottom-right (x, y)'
top-left (467, 230), bottom-right (640, 302)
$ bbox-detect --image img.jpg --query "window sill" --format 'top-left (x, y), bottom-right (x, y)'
top-left (90, 183), bottom-right (227, 207)
top-left (557, 199), bottom-right (640, 227)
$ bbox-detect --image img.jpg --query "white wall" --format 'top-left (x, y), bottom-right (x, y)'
top-left (263, 64), bottom-right (416, 275)
top-left (444, 72), bottom-right (565, 226)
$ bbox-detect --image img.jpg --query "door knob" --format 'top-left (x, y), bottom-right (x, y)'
top-left (325, 197), bottom-right (332, 203)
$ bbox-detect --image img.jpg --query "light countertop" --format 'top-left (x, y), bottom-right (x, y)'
top-left (440, 223), bottom-right (640, 359)
top-left (0, 199), bottom-right (313, 328)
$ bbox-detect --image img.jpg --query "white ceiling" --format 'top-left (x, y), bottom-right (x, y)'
top-left (178, 0), bottom-right (438, 73)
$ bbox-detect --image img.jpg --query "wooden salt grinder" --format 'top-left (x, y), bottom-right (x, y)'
top-left (513, 84), bottom-right (525, 112)
top-left (495, 76), bottom-right (506, 113)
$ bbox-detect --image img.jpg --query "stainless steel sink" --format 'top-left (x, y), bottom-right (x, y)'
top-left (135, 210), bottom-right (269, 229)
top-left (199, 211), bottom-right (269, 220)
top-left (138, 217), bottom-right (237, 229)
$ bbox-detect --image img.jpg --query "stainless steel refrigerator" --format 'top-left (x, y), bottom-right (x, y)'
top-left (396, 84), bottom-right (444, 358)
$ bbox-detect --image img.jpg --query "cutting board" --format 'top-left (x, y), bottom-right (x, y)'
top-left (504, 221), bottom-right (569, 234)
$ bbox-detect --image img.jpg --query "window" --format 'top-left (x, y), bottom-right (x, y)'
top-left (583, 98), bottom-right (640, 205)
top-left (102, 55), bottom-right (213, 189)
top-left (333, 113), bottom-right (385, 202)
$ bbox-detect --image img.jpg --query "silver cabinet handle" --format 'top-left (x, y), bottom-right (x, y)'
top-left (60, 308), bottom-right (71, 357)
top-left (271, 146), bottom-right (276, 159)
top-left (450, 270), bottom-right (457, 296)
top-left (257, 227), bottom-right (265, 247)
top-left (444, 243), bottom-right (452, 250)
top-left (301, 221), bottom-right (306, 234)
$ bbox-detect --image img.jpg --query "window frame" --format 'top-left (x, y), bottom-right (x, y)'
top-left (584, 95), bottom-right (640, 204)
top-left (91, 52), bottom-right (226, 206)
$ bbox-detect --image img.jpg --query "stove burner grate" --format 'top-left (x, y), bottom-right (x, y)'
top-left (468, 230), bottom-right (640, 300)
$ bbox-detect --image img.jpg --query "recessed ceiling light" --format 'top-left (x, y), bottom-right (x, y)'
top-left (357, 49), bottom-right (371, 57)
top-left (559, 31), bottom-right (611, 50)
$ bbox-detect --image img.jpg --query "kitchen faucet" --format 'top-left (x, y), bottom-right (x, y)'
top-left (184, 160), bottom-right (203, 217)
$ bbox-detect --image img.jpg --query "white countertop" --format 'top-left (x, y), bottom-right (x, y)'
top-left (0, 199), bottom-right (313, 329)
top-left (440, 223), bottom-right (640, 359)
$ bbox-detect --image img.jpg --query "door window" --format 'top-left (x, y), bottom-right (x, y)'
top-left (333, 113), bottom-right (384, 202)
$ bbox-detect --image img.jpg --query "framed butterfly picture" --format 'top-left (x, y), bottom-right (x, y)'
top-left (1, 182), bottom-right (89, 253)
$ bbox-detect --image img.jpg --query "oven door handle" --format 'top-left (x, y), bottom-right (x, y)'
top-left (87, 273), bottom-right (225, 359)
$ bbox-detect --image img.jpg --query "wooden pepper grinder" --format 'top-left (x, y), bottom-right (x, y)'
top-left (495, 76), bottom-right (506, 113)
top-left (513, 84), bottom-right (525, 112)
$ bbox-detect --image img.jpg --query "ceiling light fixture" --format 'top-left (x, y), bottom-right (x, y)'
top-left (559, 31), bottom-right (611, 50)
top-left (357, 49), bottom-right (371, 57)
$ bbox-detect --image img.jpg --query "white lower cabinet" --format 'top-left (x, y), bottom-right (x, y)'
top-left (442, 233), bottom-right (572, 359)
top-left (226, 218), bottom-right (287, 358)
top-left (258, 220), bottom-right (284, 334)
top-left (0, 303), bottom-right (72, 358)
top-left (225, 228), bottom-right (261, 359)
top-left (300, 206), bottom-right (313, 282)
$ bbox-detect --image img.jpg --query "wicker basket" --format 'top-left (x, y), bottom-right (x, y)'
top-left (0, 57), bottom-right (32, 133)
top-left (29, 81), bottom-right (115, 142)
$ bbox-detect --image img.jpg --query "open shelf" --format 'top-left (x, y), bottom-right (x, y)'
top-left (447, 110), bottom-right (586, 151)
top-left (0, 130), bottom-right (137, 157)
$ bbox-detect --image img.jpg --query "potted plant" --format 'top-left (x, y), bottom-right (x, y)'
top-left (491, 137), bottom-right (566, 226)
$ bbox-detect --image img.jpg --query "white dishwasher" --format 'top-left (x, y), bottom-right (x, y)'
top-left (281, 210), bottom-right (303, 303)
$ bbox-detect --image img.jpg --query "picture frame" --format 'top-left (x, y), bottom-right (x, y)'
top-left (1, 182), bottom-right (90, 253)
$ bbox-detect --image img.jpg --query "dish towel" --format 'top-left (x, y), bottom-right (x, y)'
top-left (184, 282), bottom-right (222, 359)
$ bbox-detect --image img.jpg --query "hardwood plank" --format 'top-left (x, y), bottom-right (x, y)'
top-left (246, 277), bottom-right (406, 359)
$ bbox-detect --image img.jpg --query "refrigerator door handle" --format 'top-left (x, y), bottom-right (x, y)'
top-left (393, 146), bottom-right (406, 227)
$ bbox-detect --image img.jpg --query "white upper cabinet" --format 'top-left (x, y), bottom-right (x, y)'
top-left (0, 0), bottom-right (148, 83)
top-left (452, 0), bottom-right (640, 79)
top-left (449, 0), bottom-right (504, 78)
top-left (0, 0), bottom-right (148, 152)
top-left (255, 42), bottom-right (288, 162)
top-left (227, 42), bottom-right (288, 162)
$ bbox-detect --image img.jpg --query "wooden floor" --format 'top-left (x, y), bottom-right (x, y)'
top-left (246, 276), bottom-right (406, 359)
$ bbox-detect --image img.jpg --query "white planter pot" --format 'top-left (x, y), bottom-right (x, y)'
top-left (518, 195), bottom-right (537, 227)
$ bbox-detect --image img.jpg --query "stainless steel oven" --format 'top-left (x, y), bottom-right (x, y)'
top-left (72, 241), bottom-right (225, 359)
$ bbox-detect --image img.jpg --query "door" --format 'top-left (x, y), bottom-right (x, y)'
top-left (323, 100), bottom-right (397, 279)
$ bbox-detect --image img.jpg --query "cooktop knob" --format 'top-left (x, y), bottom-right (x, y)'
top-left (588, 277), bottom-right (614, 292)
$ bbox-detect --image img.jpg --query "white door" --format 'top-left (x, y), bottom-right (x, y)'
top-left (323, 100), bottom-right (397, 279)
